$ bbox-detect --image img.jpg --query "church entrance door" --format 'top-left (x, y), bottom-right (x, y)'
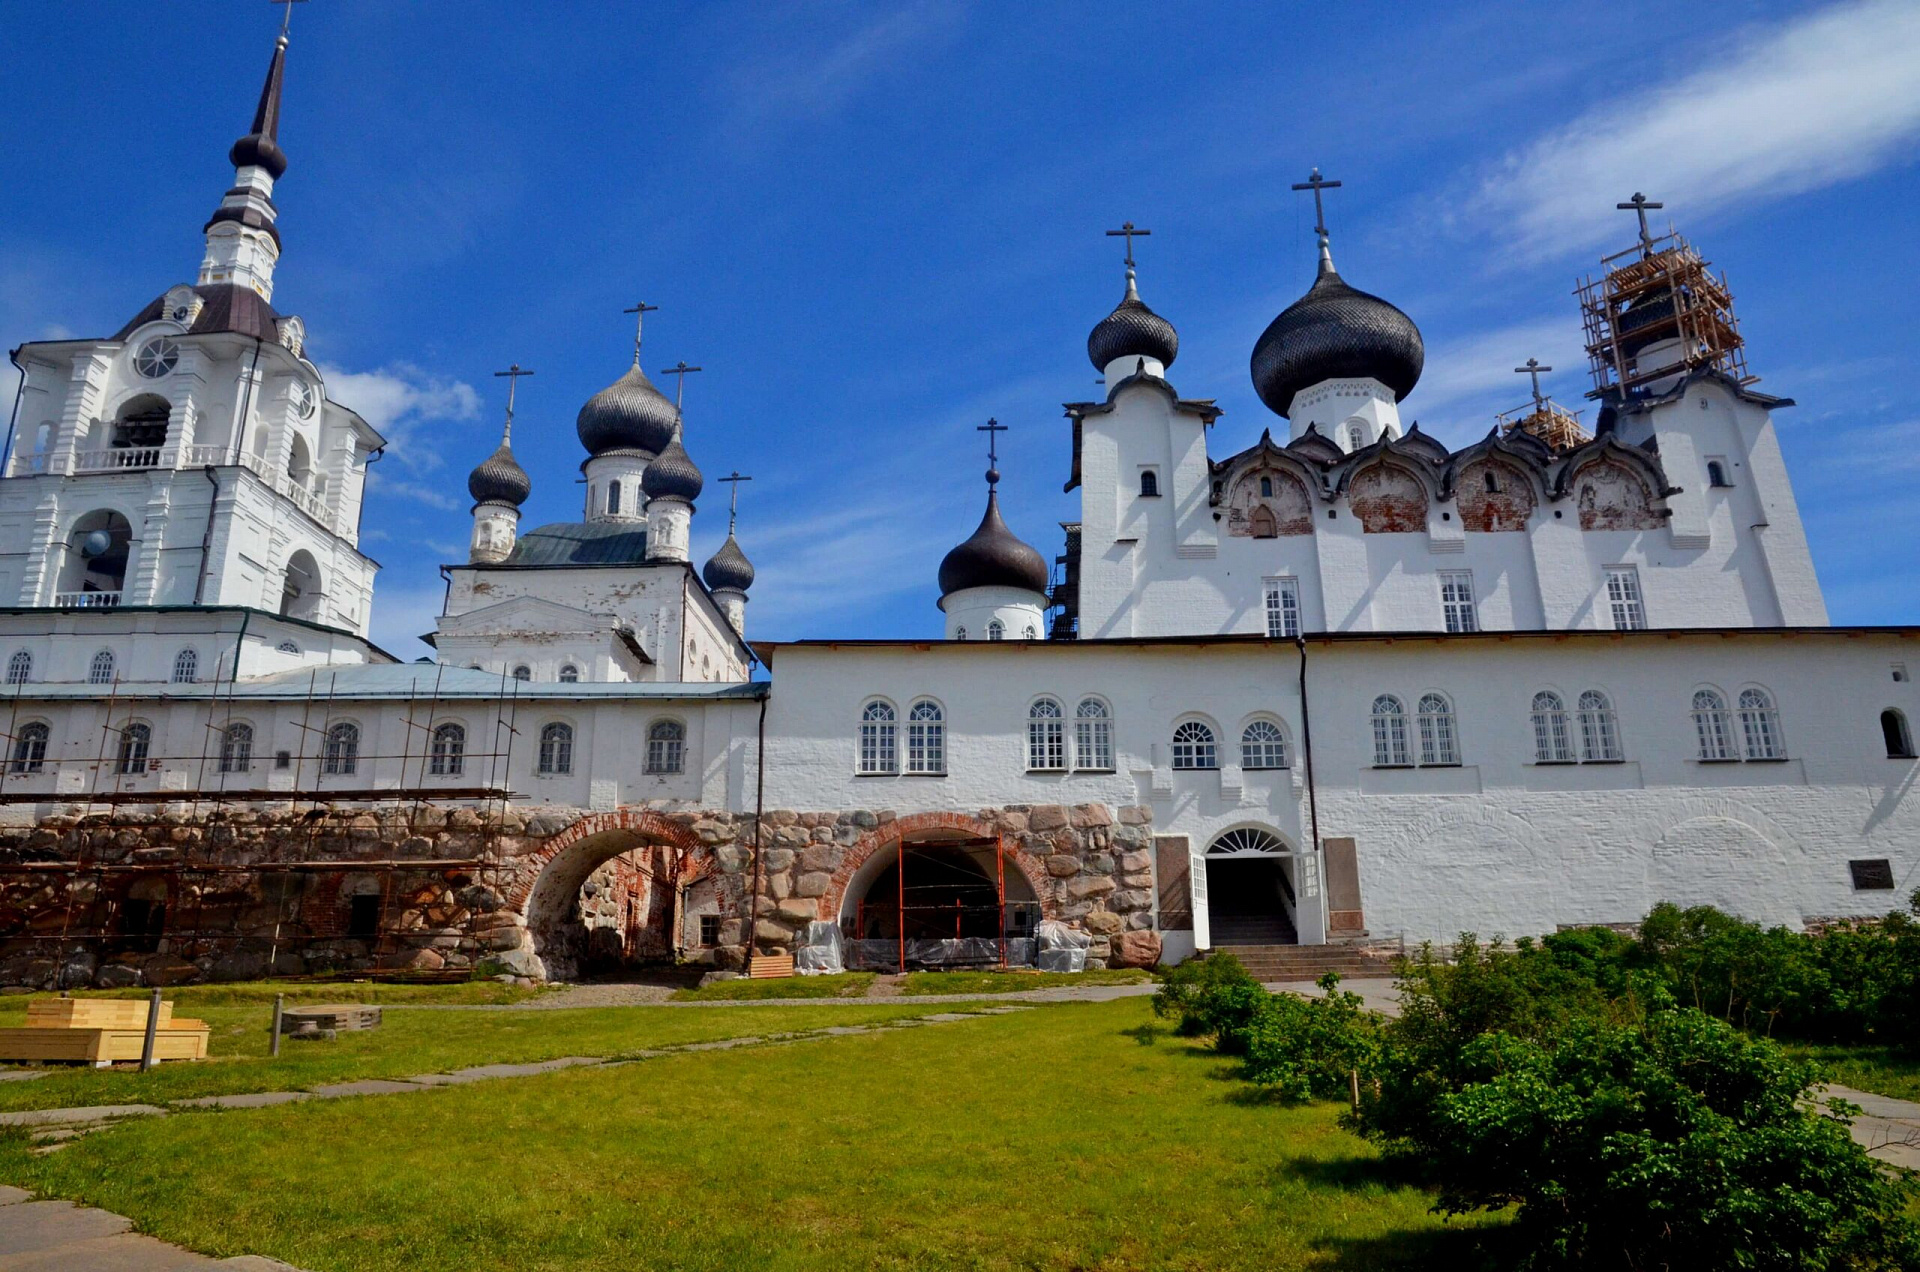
top-left (1202, 828), bottom-right (1299, 946)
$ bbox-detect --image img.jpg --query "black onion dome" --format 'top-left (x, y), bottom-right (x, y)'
top-left (938, 492), bottom-right (1049, 596)
top-left (1250, 251), bottom-right (1424, 418)
top-left (702, 533), bottom-right (755, 592)
top-left (1087, 270), bottom-right (1178, 370)
top-left (577, 364), bottom-right (678, 458)
top-left (641, 429), bottom-right (703, 501)
top-left (468, 441), bottom-right (530, 506)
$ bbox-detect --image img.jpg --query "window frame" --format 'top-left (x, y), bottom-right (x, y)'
top-left (1606, 567), bottom-right (1647, 631)
top-left (1692, 689), bottom-right (1737, 762)
top-left (905, 699), bottom-right (945, 775)
top-left (1263, 576), bottom-right (1301, 640)
top-left (559, 664), bottom-right (580, 684)
top-left (322, 721), bottom-right (361, 776)
top-left (171, 648), bottom-right (198, 684)
top-left (1736, 687), bottom-right (1786, 761)
top-left (87, 650), bottom-right (116, 686)
top-left (429, 721), bottom-right (466, 776)
top-left (1138, 469), bottom-right (1160, 497)
top-left (1239, 718), bottom-right (1288, 771)
top-left (1170, 719), bottom-right (1219, 771)
top-left (1371, 695), bottom-right (1410, 767)
top-left (1882, 708), bottom-right (1915, 760)
top-left (1438, 571), bottom-right (1477, 634)
top-left (1073, 697), bottom-right (1114, 772)
top-left (217, 722), bottom-right (253, 774)
top-left (645, 719), bottom-right (687, 775)
top-left (1530, 691), bottom-right (1575, 764)
top-left (1576, 690), bottom-right (1623, 762)
top-left (1026, 697), bottom-right (1066, 772)
top-left (1415, 693), bottom-right (1459, 766)
top-left (857, 699), bottom-right (898, 775)
top-left (5, 651), bottom-right (31, 686)
top-left (537, 721), bottom-right (575, 776)
top-left (116, 721), bottom-right (152, 776)
top-left (10, 721), bottom-right (49, 774)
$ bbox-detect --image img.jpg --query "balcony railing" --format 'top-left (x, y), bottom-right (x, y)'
top-left (11, 445), bottom-right (347, 536)
top-left (54, 590), bottom-right (122, 608)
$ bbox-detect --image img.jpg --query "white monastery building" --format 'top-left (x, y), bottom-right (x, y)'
top-left (0, 26), bottom-right (1911, 986)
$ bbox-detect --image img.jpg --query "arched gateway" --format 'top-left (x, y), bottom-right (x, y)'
top-left (1203, 826), bottom-right (1301, 947)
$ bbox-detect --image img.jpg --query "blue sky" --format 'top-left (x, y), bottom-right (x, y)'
top-left (3, 0), bottom-right (1918, 659)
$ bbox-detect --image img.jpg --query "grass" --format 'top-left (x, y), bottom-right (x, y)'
top-left (0, 997), bottom-right (1508, 1271)
top-left (0, 991), bottom-right (959, 1113)
top-left (1788, 1042), bottom-right (1920, 1102)
top-left (899, 967), bottom-right (1153, 995)
top-left (669, 972), bottom-right (876, 1002)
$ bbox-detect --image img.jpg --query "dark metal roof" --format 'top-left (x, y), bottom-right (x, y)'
top-left (1251, 252), bottom-right (1424, 418)
top-left (203, 203), bottom-right (281, 249)
top-left (114, 283), bottom-right (284, 345)
top-left (228, 35), bottom-right (289, 179)
top-left (502, 521), bottom-right (649, 567)
top-left (641, 430), bottom-right (703, 501)
top-left (702, 532), bottom-right (755, 592)
top-left (577, 364), bottom-right (676, 458)
top-left (467, 441), bottom-right (530, 507)
top-left (938, 491), bottom-right (1049, 597)
top-left (1087, 269), bottom-right (1178, 370)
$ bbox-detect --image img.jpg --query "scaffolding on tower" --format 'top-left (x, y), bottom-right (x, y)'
top-left (1576, 229), bottom-right (1752, 399)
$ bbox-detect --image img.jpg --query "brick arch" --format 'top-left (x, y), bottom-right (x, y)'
top-left (504, 809), bottom-right (703, 914)
top-left (819, 811), bottom-right (1060, 923)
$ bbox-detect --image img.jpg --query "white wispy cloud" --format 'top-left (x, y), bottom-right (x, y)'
top-left (1469, 0), bottom-right (1920, 260)
top-left (364, 472), bottom-right (465, 513)
top-left (320, 362), bottom-right (481, 473)
top-left (719, 0), bottom-right (966, 127)
top-left (1409, 316), bottom-right (1591, 442)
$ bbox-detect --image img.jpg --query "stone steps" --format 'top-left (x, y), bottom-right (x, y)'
top-left (1206, 943), bottom-right (1401, 980)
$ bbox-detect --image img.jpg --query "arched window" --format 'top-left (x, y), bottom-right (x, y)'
top-left (858, 700), bottom-right (897, 774)
top-left (1530, 691), bottom-right (1573, 763)
top-left (1347, 423), bottom-right (1366, 451)
top-left (1882, 709), bottom-right (1915, 760)
top-left (645, 720), bottom-right (686, 774)
top-left (171, 649), bottom-right (198, 684)
top-left (116, 722), bottom-right (151, 776)
top-left (987, 620), bottom-right (1005, 641)
top-left (1210, 827), bottom-right (1287, 856)
top-left (1025, 625), bottom-right (1038, 640)
top-left (1577, 690), bottom-right (1622, 762)
top-left (276, 641), bottom-right (300, 656)
top-left (537, 723), bottom-right (574, 775)
top-left (559, 665), bottom-right (579, 684)
top-left (1139, 470), bottom-right (1159, 497)
top-left (1027, 698), bottom-right (1066, 770)
top-left (430, 723), bottom-right (465, 776)
top-left (323, 722), bottom-right (360, 775)
top-left (954, 627), bottom-right (967, 641)
top-left (1416, 693), bottom-right (1458, 766)
top-left (1692, 690), bottom-right (1736, 761)
top-left (1259, 475), bottom-right (1274, 497)
top-left (607, 480), bottom-right (622, 516)
top-left (1171, 721), bottom-right (1218, 770)
top-left (512, 665), bottom-right (531, 682)
top-left (1240, 719), bottom-right (1287, 770)
top-left (1737, 688), bottom-right (1784, 760)
top-left (88, 650), bottom-right (116, 686)
top-left (1484, 470), bottom-right (1500, 493)
top-left (1371, 695), bottom-right (1409, 766)
top-left (280, 550), bottom-right (321, 621)
top-left (5, 651), bottom-right (29, 686)
top-left (906, 700), bottom-right (944, 774)
top-left (1073, 698), bottom-right (1113, 771)
top-left (1706, 460), bottom-right (1730, 488)
top-left (217, 723), bottom-right (253, 774)
top-left (10, 723), bottom-right (48, 774)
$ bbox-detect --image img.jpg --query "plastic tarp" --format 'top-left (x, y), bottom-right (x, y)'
top-left (1035, 920), bottom-right (1090, 973)
top-left (794, 920), bottom-right (844, 975)
top-left (843, 938), bottom-right (1036, 971)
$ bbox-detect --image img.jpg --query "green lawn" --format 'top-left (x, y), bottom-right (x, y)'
top-left (670, 971), bottom-right (877, 1001)
top-left (1788, 1042), bottom-right (1920, 1102)
top-left (899, 967), bottom-right (1153, 994)
top-left (0, 995), bottom-right (954, 1113)
top-left (0, 998), bottom-right (1509, 1271)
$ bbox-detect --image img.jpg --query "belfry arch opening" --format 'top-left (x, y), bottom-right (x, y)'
top-left (520, 828), bottom-right (688, 981)
top-left (1204, 827), bottom-right (1300, 946)
top-left (57, 510), bottom-right (133, 602)
top-left (280, 550), bottom-right (321, 621)
top-left (838, 830), bottom-right (1040, 971)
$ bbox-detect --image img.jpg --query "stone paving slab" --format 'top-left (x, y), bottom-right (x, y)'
top-left (0, 1074), bottom-right (47, 1086)
top-left (0, 1190), bottom-right (27, 1207)
top-left (0, 1104), bottom-right (164, 1128)
top-left (306, 1079), bottom-right (428, 1099)
top-left (436, 1057), bottom-right (603, 1082)
top-left (0, 1229), bottom-right (224, 1269)
top-left (0, 1199), bottom-right (131, 1255)
top-left (216, 1259), bottom-right (310, 1271)
top-left (171, 1091), bottom-right (311, 1110)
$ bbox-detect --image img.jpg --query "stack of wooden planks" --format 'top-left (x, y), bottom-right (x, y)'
top-left (747, 954), bottom-right (795, 980)
top-left (0, 998), bottom-right (211, 1067)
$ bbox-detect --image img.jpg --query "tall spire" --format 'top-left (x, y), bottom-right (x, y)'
top-left (200, 17), bottom-right (298, 299)
top-left (229, 31), bottom-right (290, 179)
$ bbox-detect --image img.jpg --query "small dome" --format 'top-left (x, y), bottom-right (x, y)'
top-left (1087, 269), bottom-right (1178, 371)
top-left (642, 429), bottom-right (704, 501)
top-left (468, 441), bottom-right (530, 506)
top-left (702, 533), bottom-right (755, 593)
top-left (577, 364), bottom-right (678, 458)
top-left (1250, 248), bottom-right (1424, 418)
top-left (938, 492), bottom-right (1049, 597)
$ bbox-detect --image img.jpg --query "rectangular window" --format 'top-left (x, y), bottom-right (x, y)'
top-left (1606, 568), bottom-right (1646, 630)
top-left (1263, 577), bottom-right (1301, 639)
top-left (347, 893), bottom-right (381, 940)
top-left (1439, 571), bottom-right (1477, 634)
top-left (699, 914), bottom-right (722, 946)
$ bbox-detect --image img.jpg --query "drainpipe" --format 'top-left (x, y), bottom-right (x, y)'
top-left (193, 466), bottom-right (220, 604)
top-left (1295, 634), bottom-right (1325, 938)
top-left (230, 339), bottom-right (264, 467)
top-left (743, 693), bottom-right (769, 969)
top-left (357, 445), bottom-right (384, 539)
top-left (1, 348), bottom-right (24, 477)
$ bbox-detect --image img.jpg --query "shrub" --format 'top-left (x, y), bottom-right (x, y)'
top-left (1241, 973), bottom-right (1377, 1101)
top-left (1364, 1008), bottom-right (1920, 1270)
top-left (1151, 952), bottom-right (1267, 1051)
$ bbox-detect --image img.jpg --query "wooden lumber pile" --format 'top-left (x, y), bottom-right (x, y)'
top-left (0, 998), bottom-right (210, 1066)
top-left (748, 954), bottom-right (795, 980)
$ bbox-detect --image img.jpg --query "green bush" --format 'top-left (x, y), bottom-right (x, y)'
top-left (1240, 974), bottom-right (1377, 1101)
top-left (1151, 952), bottom-right (1267, 1051)
top-left (1364, 1008), bottom-right (1920, 1270)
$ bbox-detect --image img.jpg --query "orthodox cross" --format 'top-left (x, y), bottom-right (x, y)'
top-left (978, 417), bottom-right (1006, 488)
top-left (1104, 222), bottom-right (1151, 268)
top-left (1617, 192), bottom-right (1664, 254)
top-left (1291, 167), bottom-right (1342, 237)
top-left (659, 361), bottom-right (702, 411)
top-left (272, 0), bottom-right (308, 38)
top-left (717, 471), bottom-right (752, 531)
top-left (492, 364), bottom-right (533, 442)
top-left (1514, 358), bottom-right (1552, 410)
top-left (622, 301), bottom-right (658, 364)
